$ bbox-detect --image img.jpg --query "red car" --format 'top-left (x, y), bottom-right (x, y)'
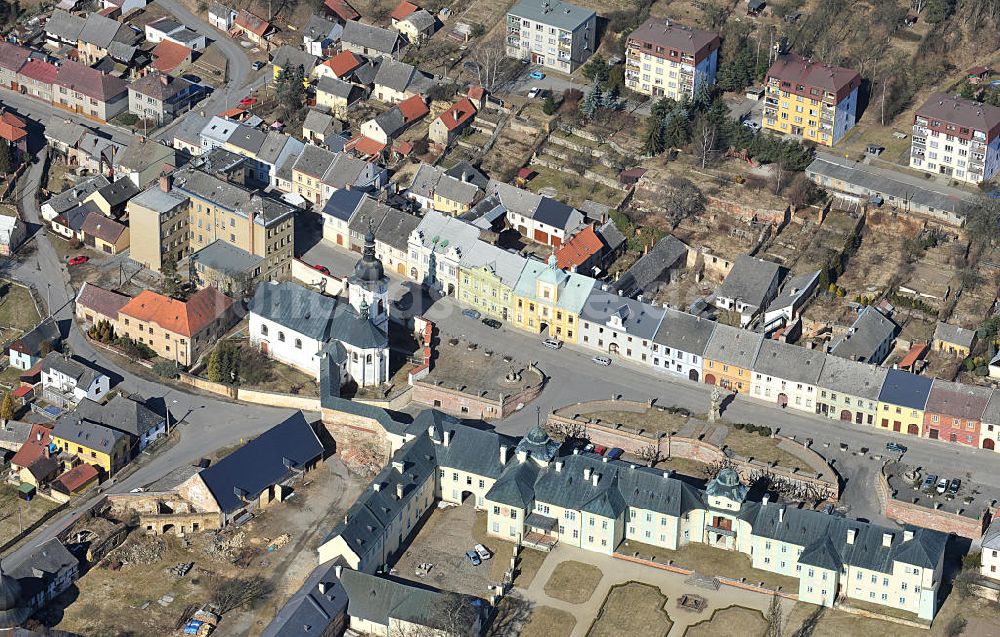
top-left (593, 445), bottom-right (608, 456)
top-left (239, 97), bottom-right (257, 106)
top-left (67, 255), bottom-right (89, 266)
top-left (312, 264), bottom-right (330, 275)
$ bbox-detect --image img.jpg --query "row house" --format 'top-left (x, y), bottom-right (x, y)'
top-left (407, 209), bottom-right (482, 294)
top-left (702, 324), bottom-right (763, 393)
top-left (751, 339), bottom-right (826, 413)
top-left (53, 60), bottom-right (129, 123)
top-left (290, 145), bottom-right (386, 208)
top-left (579, 287), bottom-right (665, 365)
top-left (763, 53), bottom-right (861, 147)
top-left (815, 356), bottom-right (886, 426)
top-left (457, 240), bottom-right (527, 321)
top-left (624, 18), bottom-right (720, 100)
top-left (922, 380), bottom-right (990, 448)
top-left (910, 93), bottom-right (1000, 184)
top-left (405, 162), bottom-right (484, 214)
top-left (876, 369), bottom-right (933, 437)
top-left (511, 255), bottom-right (594, 343)
top-left (650, 308), bottom-right (717, 382)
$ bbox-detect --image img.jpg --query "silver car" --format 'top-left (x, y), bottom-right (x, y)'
top-left (542, 338), bottom-right (562, 349)
top-left (592, 355), bottom-right (612, 366)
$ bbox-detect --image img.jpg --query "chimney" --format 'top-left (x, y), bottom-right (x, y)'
top-left (428, 425), bottom-right (436, 438)
top-left (499, 445), bottom-right (509, 465)
top-left (443, 430), bottom-right (451, 446)
top-left (344, 514), bottom-right (349, 524)
top-left (762, 494), bottom-right (769, 507)
top-left (373, 482), bottom-right (381, 492)
top-left (396, 483), bottom-right (404, 500)
top-left (846, 529), bottom-right (856, 544)
top-left (602, 455), bottom-right (609, 463)
top-left (882, 532), bottom-right (893, 547)
top-left (584, 467), bottom-right (592, 480)
top-left (555, 461), bottom-right (563, 472)
top-left (392, 460), bottom-right (403, 473)
top-left (318, 582), bottom-right (328, 594)
top-left (662, 470), bottom-right (672, 478)
top-left (903, 530), bottom-right (914, 542)
top-left (335, 565), bottom-right (343, 578)
top-left (778, 507), bottom-right (784, 524)
top-left (159, 172), bottom-right (172, 192)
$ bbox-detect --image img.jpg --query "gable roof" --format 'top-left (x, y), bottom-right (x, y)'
top-left (197, 411), bottom-right (324, 513)
top-left (436, 97), bottom-right (477, 132)
top-left (611, 234), bottom-right (688, 297)
top-left (555, 225), bottom-right (603, 270)
top-left (321, 50), bottom-right (363, 78)
top-left (10, 318), bottom-right (60, 357)
top-left (325, 0), bottom-right (359, 21)
top-left (878, 369), bottom-right (933, 410)
top-left (652, 308), bottom-right (717, 356)
top-left (130, 72), bottom-right (193, 101)
top-left (271, 44), bottom-right (319, 74)
top-left (342, 21), bottom-right (399, 55)
top-left (816, 356), bottom-right (887, 401)
top-left (80, 212), bottom-right (127, 244)
top-left (0, 41), bottom-right (31, 73)
top-left (52, 413), bottom-right (124, 454)
top-left (75, 282), bottom-right (130, 319)
top-left (55, 60), bottom-right (127, 103)
top-left (391, 0), bottom-right (419, 21)
top-left (10, 423), bottom-right (53, 470)
top-left (19, 59), bottom-right (58, 85)
top-left (717, 255), bottom-right (783, 310)
top-left (73, 395), bottom-right (165, 438)
top-left (79, 12), bottom-right (138, 48)
top-left (260, 560), bottom-right (348, 637)
top-left (151, 39), bottom-right (193, 73)
top-left (118, 287), bottom-right (234, 338)
top-left (401, 8), bottom-right (435, 30)
top-left (373, 58), bottom-right (416, 93)
top-left (703, 323), bottom-right (763, 369)
top-left (933, 321), bottom-right (976, 348)
top-left (396, 94), bottom-right (428, 122)
top-left (753, 339), bottom-right (826, 385)
top-left (580, 288), bottom-right (665, 340)
top-left (829, 306), bottom-right (897, 364)
top-left (321, 187), bottom-right (366, 222)
top-left (924, 379), bottom-right (991, 420)
top-left (45, 9), bottom-right (86, 42)
top-left (52, 462), bottom-right (99, 493)
top-left (303, 14), bottom-right (339, 41)
top-left (234, 9), bottom-right (270, 37)
top-left (458, 240), bottom-right (527, 288)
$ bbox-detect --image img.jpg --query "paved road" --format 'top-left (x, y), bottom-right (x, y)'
top-left (301, 239), bottom-right (1000, 523)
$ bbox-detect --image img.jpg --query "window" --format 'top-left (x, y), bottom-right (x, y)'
top-left (294, 338), bottom-right (302, 349)
top-left (260, 324), bottom-right (268, 336)
top-left (278, 332), bottom-right (285, 342)
top-left (493, 506), bottom-right (500, 515)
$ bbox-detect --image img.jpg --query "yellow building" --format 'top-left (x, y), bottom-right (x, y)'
top-left (702, 324), bottom-right (763, 394)
top-left (458, 243), bottom-right (525, 321)
top-left (875, 370), bottom-right (932, 437)
top-left (315, 76), bottom-right (354, 118)
top-left (51, 418), bottom-right (130, 477)
top-left (270, 45), bottom-right (317, 86)
top-left (932, 321), bottom-right (976, 358)
top-left (511, 256), bottom-right (594, 343)
top-left (125, 179), bottom-right (190, 272)
top-left (762, 53), bottom-right (861, 147)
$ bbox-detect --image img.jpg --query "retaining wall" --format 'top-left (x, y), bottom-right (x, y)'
top-left (877, 465), bottom-right (989, 539)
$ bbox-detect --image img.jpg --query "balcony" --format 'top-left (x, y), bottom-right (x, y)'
top-left (507, 36), bottom-right (520, 46)
top-left (913, 125), bottom-right (928, 136)
top-left (911, 148), bottom-right (925, 159)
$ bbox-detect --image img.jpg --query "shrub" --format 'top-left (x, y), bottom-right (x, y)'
top-left (153, 361), bottom-right (178, 378)
top-left (733, 422), bottom-right (745, 430)
top-left (744, 424), bottom-right (758, 434)
top-left (758, 427), bottom-right (772, 437)
top-left (117, 113), bottom-right (139, 126)
top-left (114, 337), bottom-right (156, 360)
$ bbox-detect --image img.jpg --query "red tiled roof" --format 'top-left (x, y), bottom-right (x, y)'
top-left (19, 59), bottom-right (58, 84)
top-left (12, 385), bottom-right (32, 398)
top-left (348, 134), bottom-right (386, 157)
top-left (899, 342), bottom-right (929, 369)
top-left (555, 225), bottom-right (603, 269)
top-left (217, 106), bottom-right (247, 118)
top-left (77, 282), bottom-right (131, 320)
top-left (325, 0), bottom-right (359, 21)
top-left (0, 116), bottom-right (27, 144)
top-left (234, 9), bottom-right (270, 37)
top-left (55, 60), bottom-right (127, 103)
top-left (467, 85), bottom-right (485, 101)
top-left (398, 94), bottom-right (428, 123)
top-left (1, 112), bottom-right (26, 128)
top-left (437, 96), bottom-right (476, 131)
top-left (0, 42), bottom-right (30, 73)
top-left (322, 50), bottom-right (362, 78)
top-left (10, 423), bottom-right (53, 470)
top-left (391, 0), bottom-right (419, 21)
top-left (119, 287), bottom-right (234, 338)
top-left (53, 463), bottom-right (99, 492)
top-left (766, 53), bottom-right (861, 102)
top-left (151, 39), bottom-right (193, 73)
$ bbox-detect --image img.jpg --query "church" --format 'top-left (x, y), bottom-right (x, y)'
top-left (248, 228), bottom-right (391, 388)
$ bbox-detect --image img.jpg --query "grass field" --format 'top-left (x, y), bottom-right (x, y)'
top-left (543, 560), bottom-right (604, 604)
top-left (519, 605), bottom-right (576, 637)
top-left (0, 280), bottom-right (40, 343)
top-left (588, 582), bottom-right (673, 637)
top-left (684, 605), bottom-right (767, 637)
top-left (0, 484), bottom-right (61, 555)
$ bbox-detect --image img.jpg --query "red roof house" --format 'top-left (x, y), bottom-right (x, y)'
top-left (320, 50), bottom-right (363, 79)
top-left (151, 39), bottom-right (194, 74)
top-left (391, 0), bottom-right (419, 22)
top-left (324, 0), bottom-right (359, 21)
top-left (10, 423), bottom-right (54, 471)
top-left (52, 463), bottom-right (100, 497)
top-left (429, 96), bottom-right (476, 145)
top-left (555, 225), bottom-right (604, 272)
top-left (398, 94), bottom-right (429, 123)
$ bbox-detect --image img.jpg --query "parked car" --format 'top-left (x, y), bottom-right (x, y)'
top-left (529, 70), bottom-right (545, 80)
top-left (742, 120), bottom-right (761, 132)
top-left (312, 264), bottom-right (330, 275)
top-left (592, 354), bottom-right (612, 366)
top-left (465, 550), bottom-right (481, 566)
top-left (67, 255), bottom-right (89, 266)
top-left (542, 338), bottom-right (562, 349)
top-left (948, 479), bottom-right (961, 495)
top-left (482, 318), bottom-right (502, 329)
top-left (593, 445), bottom-right (608, 455)
top-left (462, 308), bottom-right (482, 320)
top-left (921, 473), bottom-right (938, 491)
top-left (885, 441), bottom-right (907, 454)
top-left (935, 478), bottom-right (949, 494)
top-left (252, 60), bottom-right (266, 71)
top-left (606, 448), bottom-right (624, 460)
top-left (527, 86), bottom-right (541, 98)
top-left (583, 443), bottom-right (595, 452)
top-left (474, 544), bottom-right (492, 561)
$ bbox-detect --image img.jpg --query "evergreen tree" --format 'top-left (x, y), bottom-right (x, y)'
top-left (601, 83), bottom-right (618, 110)
top-left (959, 81), bottom-right (975, 100)
top-left (642, 116), bottom-right (665, 156)
top-left (582, 54), bottom-right (608, 85)
top-left (0, 391), bottom-right (13, 421)
top-left (0, 140), bottom-right (13, 175)
top-left (662, 108), bottom-right (692, 148)
top-left (650, 98), bottom-right (674, 121)
top-left (692, 80), bottom-right (713, 114)
top-left (581, 82), bottom-right (603, 120)
top-left (207, 348), bottom-right (223, 382)
top-left (542, 94), bottom-right (558, 115)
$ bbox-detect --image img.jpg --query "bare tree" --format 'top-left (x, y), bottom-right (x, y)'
top-left (391, 592), bottom-right (482, 637)
top-left (693, 118), bottom-right (718, 169)
top-left (765, 593), bottom-right (783, 637)
top-left (661, 177), bottom-right (705, 229)
top-left (210, 575), bottom-right (274, 614)
top-left (473, 36), bottom-right (508, 92)
top-left (485, 593), bottom-right (533, 637)
top-left (636, 443), bottom-right (661, 467)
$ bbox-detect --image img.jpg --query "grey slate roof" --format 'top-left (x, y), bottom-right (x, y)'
top-left (924, 379), bottom-right (991, 420)
top-left (765, 270), bottom-right (819, 314)
top-left (45, 9), bottom-right (85, 42)
top-left (190, 239), bottom-right (264, 275)
top-left (815, 356), bottom-right (887, 401)
top-left (198, 411), bottom-right (324, 514)
top-left (401, 8), bottom-right (435, 31)
top-left (348, 196), bottom-right (392, 237)
top-left (458, 241), bottom-right (527, 288)
top-left (318, 75), bottom-right (355, 100)
top-left (983, 518), bottom-right (1000, 551)
top-left (303, 15), bottom-right (339, 41)
top-left (444, 161), bottom-right (489, 189)
top-left (270, 45), bottom-right (319, 74)
top-left (44, 115), bottom-right (88, 148)
top-left (877, 369), bottom-right (933, 410)
top-left (829, 306), bottom-right (897, 364)
top-left (741, 501), bottom-right (946, 575)
top-left (611, 234), bottom-right (687, 297)
top-left (532, 197), bottom-right (583, 231)
top-left (73, 395), bottom-right (165, 438)
top-left (225, 124), bottom-right (267, 155)
top-left (79, 12), bottom-right (139, 48)
top-left (45, 175), bottom-right (110, 215)
top-left (373, 206), bottom-right (421, 253)
top-left (983, 390), bottom-right (1000, 426)
top-left (52, 414), bottom-right (124, 454)
top-left (651, 308), bottom-right (717, 357)
top-left (10, 317), bottom-right (61, 357)
top-left (130, 185), bottom-right (188, 214)
top-left (339, 568), bottom-right (481, 632)
top-left (580, 288), bottom-right (665, 340)
top-left (596, 218), bottom-right (626, 253)
top-left (6, 538), bottom-right (78, 608)
top-left (373, 58), bottom-right (415, 92)
top-left (372, 107), bottom-right (406, 137)
top-left (703, 323), bottom-right (763, 369)
top-left (753, 339), bottom-right (826, 384)
top-left (717, 255), bottom-right (783, 310)
top-left (95, 177), bottom-right (140, 209)
top-left (40, 352), bottom-right (105, 388)
top-left (508, 0), bottom-right (596, 31)
top-left (260, 559), bottom-right (347, 637)
top-left (342, 21), bottom-right (399, 55)
top-left (321, 188), bottom-right (366, 222)
top-left (933, 321), bottom-right (976, 348)
top-left (249, 281), bottom-right (387, 350)
top-left (293, 144), bottom-right (337, 178)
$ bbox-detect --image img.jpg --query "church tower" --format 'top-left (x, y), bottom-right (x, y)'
top-left (347, 225), bottom-right (389, 330)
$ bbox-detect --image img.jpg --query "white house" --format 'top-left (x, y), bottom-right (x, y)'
top-left (982, 519), bottom-right (1000, 581)
top-left (715, 255), bottom-right (783, 327)
top-left (0, 214), bottom-right (26, 256)
top-left (208, 2), bottom-right (237, 30)
top-left (39, 352), bottom-right (110, 406)
top-left (751, 339), bottom-right (827, 413)
top-left (578, 287), bottom-right (664, 366)
top-left (407, 210), bottom-right (481, 294)
top-left (650, 308), bottom-right (718, 382)
top-left (9, 318), bottom-right (60, 371)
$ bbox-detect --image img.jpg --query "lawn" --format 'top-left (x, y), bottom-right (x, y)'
top-left (684, 605), bottom-right (767, 637)
top-left (472, 511), bottom-right (547, 588)
top-left (0, 280), bottom-right (41, 344)
top-left (658, 456), bottom-right (710, 480)
top-left (0, 484), bottom-right (62, 552)
top-left (620, 540), bottom-right (800, 594)
top-left (243, 358), bottom-right (319, 397)
top-left (576, 408), bottom-right (688, 435)
top-left (587, 582), bottom-right (673, 637)
top-left (720, 427), bottom-right (804, 470)
top-left (519, 605), bottom-right (576, 637)
top-left (543, 560), bottom-right (603, 604)
top-left (784, 603), bottom-right (925, 637)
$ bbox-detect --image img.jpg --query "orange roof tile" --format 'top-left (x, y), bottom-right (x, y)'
top-left (322, 51), bottom-right (363, 78)
top-left (325, 0), bottom-right (359, 21)
top-left (151, 39), bottom-right (193, 73)
top-left (11, 423), bottom-right (53, 470)
top-left (0, 121), bottom-right (26, 144)
top-left (349, 134), bottom-right (386, 157)
top-left (437, 96), bottom-right (477, 131)
top-left (119, 287), bottom-right (234, 338)
top-left (54, 463), bottom-right (99, 492)
top-left (391, 0), bottom-right (419, 21)
top-left (899, 342), bottom-right (929, 369)
top-left (234, 9), bottom-right (269, 37)
top-left (467, 85), bottom-right (485, 101)
top-left (398, 94), bottom-right (428, 123)
top-left (1, 112), bottom-right (26, 128)
top-left (555, 225), bottom-right (603, 269)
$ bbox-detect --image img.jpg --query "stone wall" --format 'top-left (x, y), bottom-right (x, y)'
top-left (236, 388), bottom-right (321, 411)
top-left (877, 465), bottom-right (990, 539)
top-left (411, 368), bottom-right (545, 420)
top-left (706, 195), bottom-right (790, 226)
top-left (290, 258), bottom-right (346, 296)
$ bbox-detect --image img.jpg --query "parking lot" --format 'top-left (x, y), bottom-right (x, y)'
top-left (391, 501), bottom-right (501, 599)
top-left (885, 461), bottom-right (999, 519)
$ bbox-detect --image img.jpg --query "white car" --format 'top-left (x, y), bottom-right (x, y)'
top-left (742, 120), bottom-right (761, 132)
top-left (592, 355), bottom-right (612, 366)
top-left (527, 86), bottom-right (541, 99)
top-left (542, 338), bottom-right (562, 349)
top-left (474, 544), bottom-right (492, 560)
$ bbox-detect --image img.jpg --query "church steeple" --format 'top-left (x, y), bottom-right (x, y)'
top-left (347, 219), bottom-right (388, 329)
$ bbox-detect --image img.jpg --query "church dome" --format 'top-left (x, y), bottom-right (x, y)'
top-left (525, 423), bottom-right (551, 445)
top-left (0, 563), bottom-right (30, 629)
top-left (351, 228), bottom-right (385, 285)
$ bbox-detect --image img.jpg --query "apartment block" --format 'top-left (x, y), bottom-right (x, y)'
top-left (505, 0), bottom-right (596, 74)
top-left (625, 18), bottom-right (720, 99)
top-left (763, 53), bottom-right (860, 147)
top-left (910, 93), bottom-right (1000, 184)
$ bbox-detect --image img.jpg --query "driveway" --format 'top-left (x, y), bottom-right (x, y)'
top-left (504, 65), bottom-right (591, 99)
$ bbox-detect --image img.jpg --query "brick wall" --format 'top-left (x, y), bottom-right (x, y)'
top-left (877, 466), bottom-right (989, 539)
top-left (411, 373), bottom-right (544, 420)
